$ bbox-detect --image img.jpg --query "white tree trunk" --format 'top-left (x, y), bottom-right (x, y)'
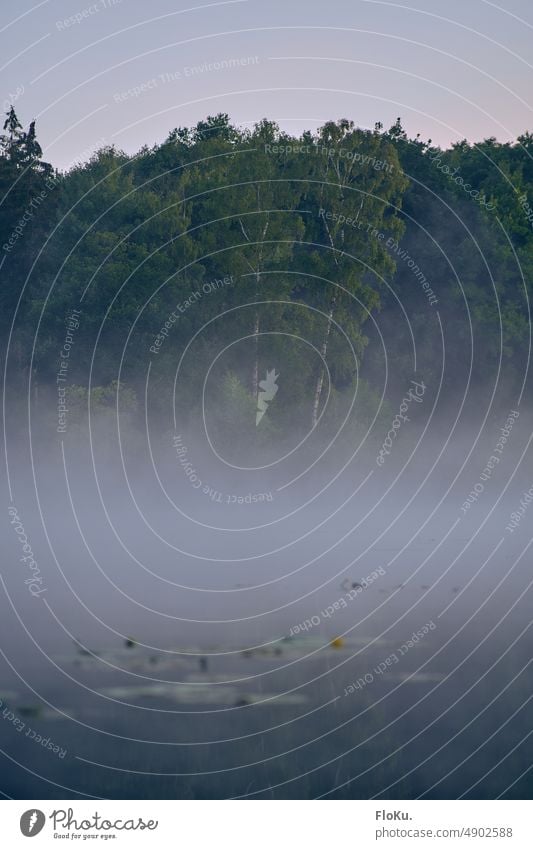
top-left (252, 311), bottom-right (259, 399)
top-left (312, 299), bottom-right (335, 428)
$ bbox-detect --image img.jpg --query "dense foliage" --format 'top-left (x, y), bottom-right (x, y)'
top-left (1, 108), bottom-right (531, 446)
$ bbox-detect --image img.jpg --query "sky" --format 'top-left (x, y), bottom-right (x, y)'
top-left (1, 0), bottom-right (533, 170)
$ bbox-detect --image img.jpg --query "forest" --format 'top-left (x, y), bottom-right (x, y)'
top-left (1, 107), bottom-right (531, 451)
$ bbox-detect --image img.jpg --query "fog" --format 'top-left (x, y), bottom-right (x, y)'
top-left (2, 387), bottom-right (532, 800)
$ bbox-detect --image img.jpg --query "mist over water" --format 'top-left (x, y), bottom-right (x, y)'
top-left (2, 371), bottom-right (532, 799)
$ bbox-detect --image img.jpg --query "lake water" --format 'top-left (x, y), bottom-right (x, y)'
top-left (2, 415), bottom-right (532, 799)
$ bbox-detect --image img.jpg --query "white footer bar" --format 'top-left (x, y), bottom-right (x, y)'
top-left (2, 800), bottom-right (530, 848)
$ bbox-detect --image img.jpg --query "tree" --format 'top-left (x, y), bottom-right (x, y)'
top-left (295, 120), bottom-right (407, 426)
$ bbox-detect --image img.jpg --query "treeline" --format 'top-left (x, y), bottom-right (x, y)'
top-left (1, 108), bottom-right (531, 440)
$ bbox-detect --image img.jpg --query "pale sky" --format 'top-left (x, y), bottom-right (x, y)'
top-left (2, 0), bottom-right (532, 170)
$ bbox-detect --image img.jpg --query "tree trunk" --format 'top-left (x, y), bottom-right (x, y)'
top-left (311, 296), bottom-right (336, 428)
top-left (252, 310), bottom-right (259, 400)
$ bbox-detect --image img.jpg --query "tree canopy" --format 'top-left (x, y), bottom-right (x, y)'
top-left (1, 108), bottom-right (531, 450)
